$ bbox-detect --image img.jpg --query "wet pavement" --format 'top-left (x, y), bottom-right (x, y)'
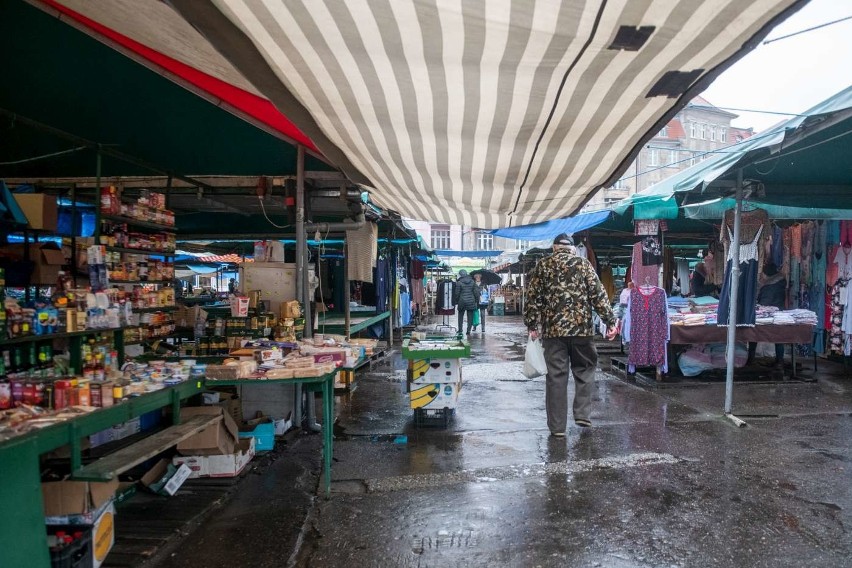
top-left (152, 315), bottom-right (852, 568)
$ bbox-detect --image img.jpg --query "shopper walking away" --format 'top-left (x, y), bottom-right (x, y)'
top-left (746, 262), bottom-right (787, 366)
top-left (453, 269), bottom-right (480, 336)
top-left (525, 233), bottom-right (617, 435)
top-left (472, 273), bottom-right (490, 332)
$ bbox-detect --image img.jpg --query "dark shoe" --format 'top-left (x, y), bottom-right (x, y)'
top-left (575, 419), bottom-right (592, 428)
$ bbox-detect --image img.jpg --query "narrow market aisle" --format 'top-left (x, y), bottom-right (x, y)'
top-left (298, 315), bottom-right (852, 568)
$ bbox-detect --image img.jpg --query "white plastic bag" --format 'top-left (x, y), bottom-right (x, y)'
top-left (523, 336), bottom-right (548, 378)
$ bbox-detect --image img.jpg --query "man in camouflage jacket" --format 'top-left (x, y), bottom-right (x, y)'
top-left (524, 233), bottom-right (616, 434)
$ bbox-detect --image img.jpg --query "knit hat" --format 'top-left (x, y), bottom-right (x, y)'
top-left (458, 269), bottom-right (468, 277)
top-left (553, 233), bottom-right (574, 246)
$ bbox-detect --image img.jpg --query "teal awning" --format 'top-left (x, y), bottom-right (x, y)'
top-left (614, 85), bottom-right (852, 219)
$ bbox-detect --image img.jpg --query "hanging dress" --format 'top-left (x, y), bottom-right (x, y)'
top-left (625, 286), bottom-right (669, 371)
top-left (718, 225), bottom-right (763, 327)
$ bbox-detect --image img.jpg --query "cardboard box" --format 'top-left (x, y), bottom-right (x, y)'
top-left (172, 437), bottom-right (256, 478)
top-left (238, 417), bottom-right (274, 451)
top-left (141, 459), bottom-right (192, 496)
top-left (13, 193), bottom-right (58, 231)
top-left (89, 417), bottom-right (141, 448)
top-left (92, 502), bottom-right (115, 568)
top-left (176, 406), bottom-right (239, 456)
top-left (5, 242), bottom-right (67, 284)
top-left (280, 300), bottom-right (301, 319)
top-left (312, 348), bottom-right (346, 365)
top-left (410, 357), bottom-right (462, 384)
top-left (217, 396), bottom-right (243, 425)
top-left (409, 380), bottom-right (461, 410)
top-left (42, 478), bottom-right (119, 524)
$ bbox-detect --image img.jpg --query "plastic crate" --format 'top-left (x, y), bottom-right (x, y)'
top-left (413, 407), bottom-right (454, 428)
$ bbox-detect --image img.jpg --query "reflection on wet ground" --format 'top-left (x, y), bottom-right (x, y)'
top-left (308, 316), bottom-right (852, 567)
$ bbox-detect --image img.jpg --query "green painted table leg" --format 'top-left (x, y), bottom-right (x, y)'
top-left (322, 378), bottom-right (332, 498)
top-left (0, 440), bottom-right (51, 567)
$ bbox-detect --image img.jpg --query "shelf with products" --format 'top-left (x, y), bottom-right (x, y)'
top-left (133, 305), bottom-right (177, 313)
top-left (108, 280), bottom-right (171, 286)
top-left (104, 246), bottom-right (176, 257)
top-left (100, 214), bottom-right (175, 233)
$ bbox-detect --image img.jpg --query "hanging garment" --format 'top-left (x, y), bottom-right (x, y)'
top-left (718, 225), bottom-right (763, 327)
top-left (435, 279), bottom-right (456, 314)
top-left (635, 219), bottom-right (659, 236)
top-left (410, 260), bottom-right (425, 279)
top-left (826, 220), bottom-right (840, 246)
top-left (599, 265), bottom-right (615, 300)
top-left (830, 279), bottom-right (850, 354)
top-left (833, 245), bottom-right (852, 280)
top-left (811, 229), bottom-right (828, 353)
top-left (800, 222), bottom-right (814, 287)
top-left (624, 286), bottom-right (669, 371)
top-left (841, 220), bottom-right (852, 247)
top-left (585, 238), bottom-right (598, 272)
top-left (631, 241), bottom-right (659, 286)
top-left (676, 260), bottom-right (691, 297)
top-left (346, 222), bottom-right (378, 283)
top-left (721, 207), bottom-right (770, 275)
top-left (769, 225), bottom-right (784, 268)
top-left (641, 236), bottom-right (662, 266)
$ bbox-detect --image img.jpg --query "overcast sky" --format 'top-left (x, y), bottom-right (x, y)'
top-left (701, 0), bottom-right (852, 132)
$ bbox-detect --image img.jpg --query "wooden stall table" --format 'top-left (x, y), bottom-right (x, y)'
top-left (205, 369), bottom-right (337, 496)
top-left (669, 323), bottom-right (815, 378)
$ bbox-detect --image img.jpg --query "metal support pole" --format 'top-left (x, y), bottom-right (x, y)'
top-left (294, 146), bottom-right (305, 429)
top-left (343, 241), bottom-right (351, 340)
top-left (724, 171), bottom-right (744, 417)
top-left (295, 145), bottom-right (320, 432)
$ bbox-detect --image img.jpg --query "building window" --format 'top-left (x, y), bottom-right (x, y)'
top-left (658, 126), bottom-right (668, 137)
top-left (648, 148), bottom-right (659, 166)
top-left (709, 125), bottom-right (717, 142)
top-left (612, 177), bottom-right (626, 189)
top-left (431, 225), bottom-right (450, 249)
top-left (689, 121), bottom-right (697, 138)
top-left (698, 123), bottom-right (707, 140)
top-left (476, 230), bottom-right (493, 251)
top-left (719, 127), bottom-right (727, 143)
top-left (515, 239), bottom-right (531, 250)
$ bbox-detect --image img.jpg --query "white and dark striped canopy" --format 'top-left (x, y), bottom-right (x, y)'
top-left (46, 0), bottom-right (805, 228)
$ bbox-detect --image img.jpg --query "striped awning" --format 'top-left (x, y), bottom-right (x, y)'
top-left (195, 254), bottom-right (254, 264)
top-left (41, 0), bottom-right (804, 228)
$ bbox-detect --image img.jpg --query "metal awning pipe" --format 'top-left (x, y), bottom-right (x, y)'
top-left (724, 170), bottom-right (747, 427)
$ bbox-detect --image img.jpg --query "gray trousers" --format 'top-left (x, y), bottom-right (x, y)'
top-left (458, 308), bottom-right (476, 334)
top-left (542, 336), bottom-right (598, 432)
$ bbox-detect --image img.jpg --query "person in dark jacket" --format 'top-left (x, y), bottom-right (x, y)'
top-left (452, 269), bottom-right (480, 336)
top-left (689, 261), bottom-right (719, 297)
top-left (747, 262), bottom-right (787, 366)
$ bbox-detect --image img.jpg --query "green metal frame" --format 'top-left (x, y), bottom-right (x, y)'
top-left (317, 310), bottom-right (390, 335)
top-left (401, 338), bottom-right (471, 360)
top-left (206, 371), bottom-right (336, 497)
top-left (0, 379), bottom-right (204, 568)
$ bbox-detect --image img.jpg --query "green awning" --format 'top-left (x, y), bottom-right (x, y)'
top-left (614, 85), bottom-right (852, 219)
top-left (0, 1), bottom-right (333, 180)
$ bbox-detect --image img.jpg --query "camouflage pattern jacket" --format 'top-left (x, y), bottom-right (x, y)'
top-left (524, 249), bottom-right (615, 338)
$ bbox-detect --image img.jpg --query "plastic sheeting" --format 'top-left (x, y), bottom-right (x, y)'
top-left (488, 210), bottom-right (611, 240)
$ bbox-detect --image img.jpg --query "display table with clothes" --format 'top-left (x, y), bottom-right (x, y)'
top-left (669, 323), bottom-right (815, 378)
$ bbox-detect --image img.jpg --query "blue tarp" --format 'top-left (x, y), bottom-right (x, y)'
top-left (488, 210), bottom-right (611, 240)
